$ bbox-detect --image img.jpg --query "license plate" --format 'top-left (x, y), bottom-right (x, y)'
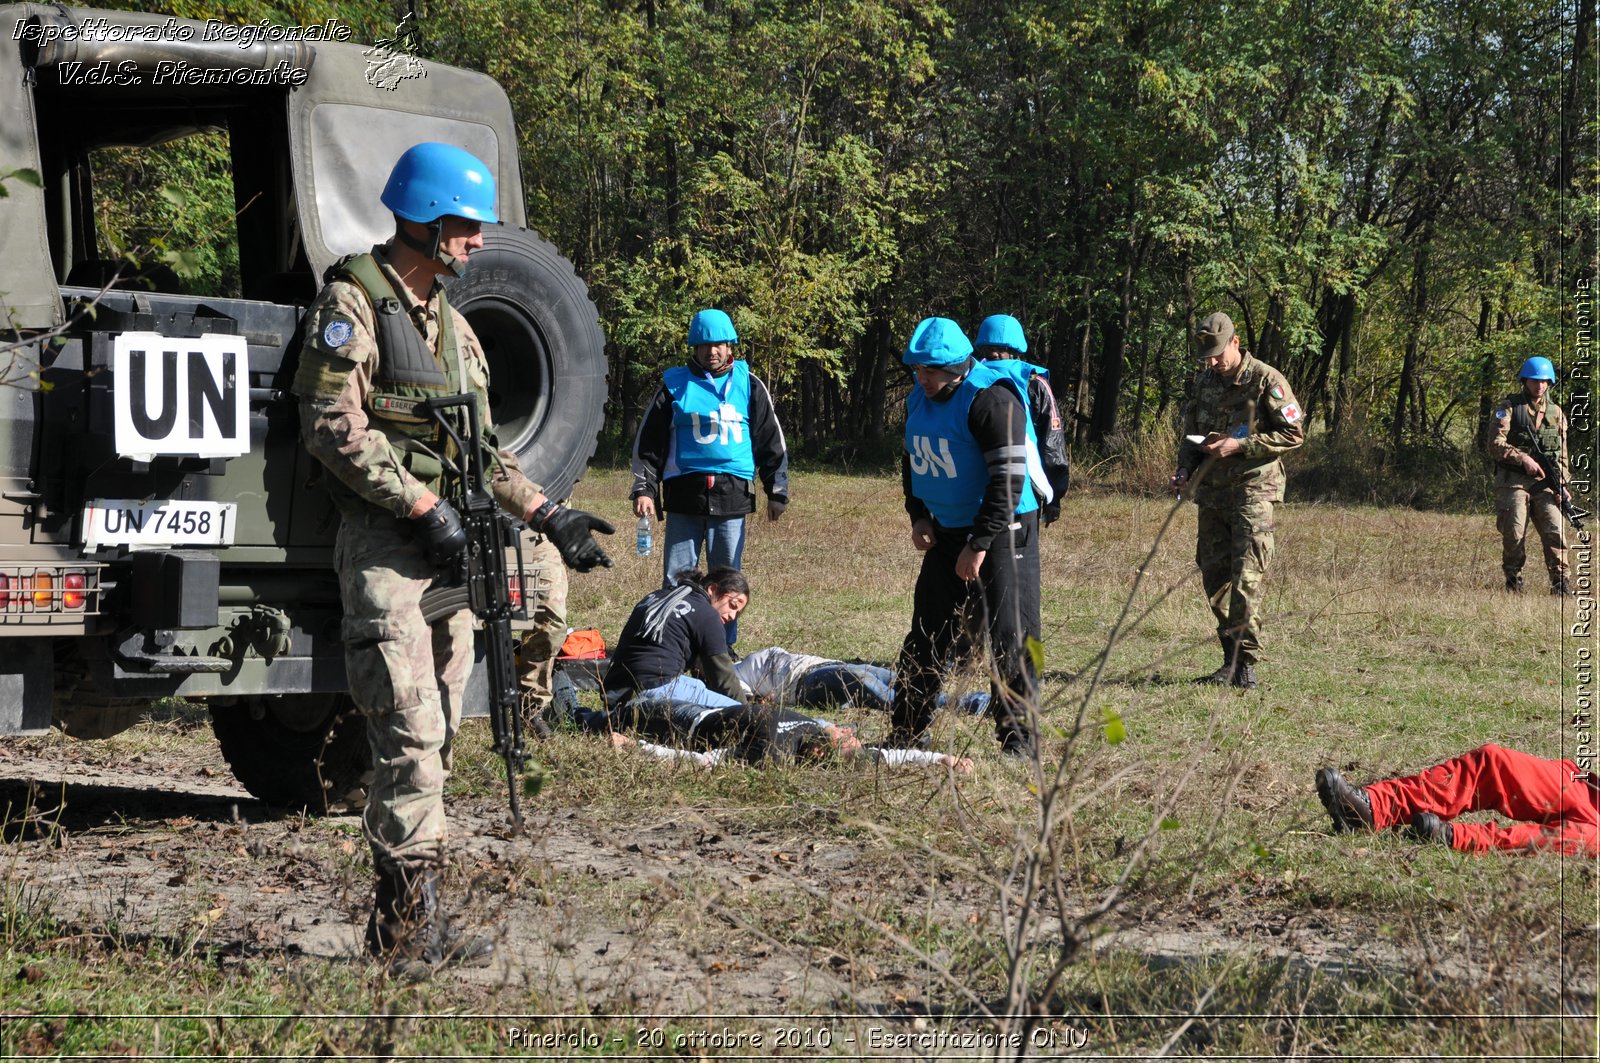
top-left (80, 500), bottom-right (236, 551)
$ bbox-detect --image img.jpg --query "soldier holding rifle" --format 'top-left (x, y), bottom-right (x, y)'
top-left (1487, 356), bottom-right (1577, 595)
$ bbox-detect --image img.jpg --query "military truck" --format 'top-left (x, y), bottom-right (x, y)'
top-left (0, 5), bottom-right (608, 808)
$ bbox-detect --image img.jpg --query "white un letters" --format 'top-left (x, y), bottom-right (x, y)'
top-left (908, 435), bottom-right (957, 478)
top-left (690, 401), bottom-right (747, 446)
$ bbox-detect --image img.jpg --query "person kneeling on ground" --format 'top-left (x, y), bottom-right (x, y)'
top-left (583, 566), bottom-right (769, 757)
top-left (1315, 744), bottom-right (1599, 855)
top-left (734, 646), bottom-right (989, 716)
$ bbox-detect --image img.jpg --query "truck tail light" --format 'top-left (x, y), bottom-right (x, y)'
top-left (0, 573), bottom-right (8, 609)
top-left (507, 575), bottom-right (522, 608)
top-left (63, 572), bottom-right (87, 610)
top-left (31, 571), bottom-right (53, 609)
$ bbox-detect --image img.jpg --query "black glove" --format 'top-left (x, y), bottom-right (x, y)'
top-left (538, 504), bottom-right (615, 573)
top-left (412, 499), bottom-right (467, 567)
top-left (1043, 502), bottom-right (1061, 526)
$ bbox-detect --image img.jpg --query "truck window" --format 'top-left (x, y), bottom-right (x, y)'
top-left (88, 130), bottom-right (242, 299)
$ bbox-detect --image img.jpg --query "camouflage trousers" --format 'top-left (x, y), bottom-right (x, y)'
top-left (514, 531), bottom-right (568, 716)
top-left (335, 508), bottom-right (473, 875)
top-left (1196, 500), bottom-right (1276, 665)
top-left (1495, 483), bottom-right (1568, 582)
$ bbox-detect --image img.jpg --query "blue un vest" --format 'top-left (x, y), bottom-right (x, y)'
top-left (981, 359), bottom-right (1055, 504)
top-left (664, 361), bottom-right (756, 480)
top-left (905, 360), bottom-right (1039, 528)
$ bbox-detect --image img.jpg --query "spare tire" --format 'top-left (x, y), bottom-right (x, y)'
top-left (451, 227), bottom-right (608, 503)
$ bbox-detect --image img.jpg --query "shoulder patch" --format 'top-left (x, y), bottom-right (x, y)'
top-left (1270, 384), bottom-right (1284, 399)
top-left (322, 317), bottom-right (354, 349)
top-left (1281, 402), bottom-right (1302, 424)
top-left (1495, 408), bottom-right (1508, 420)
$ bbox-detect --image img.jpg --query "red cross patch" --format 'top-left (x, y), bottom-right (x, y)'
top-left (1282, 402), bottom-right (1302, 424)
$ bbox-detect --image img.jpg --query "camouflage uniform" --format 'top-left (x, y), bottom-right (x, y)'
top-left (515, 529), bottom-right (568, 719)
top-left (1487, 392), bottom-right (1569, 589)
top-left (293, 246), bottom-right (541, 875)
top-left (1175, 353), bottom-right (1305, 667)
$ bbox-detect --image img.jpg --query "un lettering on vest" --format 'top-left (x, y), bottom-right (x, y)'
top-left (909, 435), bottom-right (959, 478)
top-left (691, 402), bottom-right (746, 446)
top-left (112, 332), bottom-right (251, 461)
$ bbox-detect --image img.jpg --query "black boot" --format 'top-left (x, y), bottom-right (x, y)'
top-left (1505, 573), bottom-right (1524, 593)
top-left (1231, 662), bottom-right (1258, 690)
top-left (367, 866), bottom-right (494, 979)
top-left (1314, 767), bottom-right (1374, 832)
top-left (1408, 811), bottom-right (1453, 846)
top-left (1552, 575), bottom-right (1571, 596)
top-left (1194, 636), bottom-right (1238, 685)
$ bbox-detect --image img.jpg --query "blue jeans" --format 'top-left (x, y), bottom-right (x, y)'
top-left (662, 513), bottom-right (747, 645)
top-left (789, 663), bottom-right (990, 715)
top-left (585, 676), bottom-right (768, 755)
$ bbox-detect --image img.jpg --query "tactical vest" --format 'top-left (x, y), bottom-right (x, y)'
top-left (906, 360), bottom-right (1038, 528)
top-left (334, 254), bottom-right (466, 492)
top-left (664, 361), bottom-right (757, 480)
top-left (1509, 399), bottom-right (1562, 462)
top-left (980, 359), bottom-right (1055, 504)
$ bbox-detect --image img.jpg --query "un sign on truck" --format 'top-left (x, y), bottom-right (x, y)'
top-left (111, 332), bottom-right (251, 461)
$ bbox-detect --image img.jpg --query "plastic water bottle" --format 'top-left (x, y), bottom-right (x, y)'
top-left (636, 516), bottom-right (652, 556)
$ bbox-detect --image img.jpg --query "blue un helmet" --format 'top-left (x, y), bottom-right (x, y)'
top-left (381, 142), bottom-right (499, 225)
top-left (974, 314), bottom-right (1028, 357)
top-left (687, 308), bottom-right (739, 347)
top-left (903, 317), bottom-right (974, 368)
top-left (1519, 356), bottom-right (1556, 382)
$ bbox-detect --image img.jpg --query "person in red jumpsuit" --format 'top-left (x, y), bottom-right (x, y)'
top-left (1316, 745), bottom-right (1599, 856)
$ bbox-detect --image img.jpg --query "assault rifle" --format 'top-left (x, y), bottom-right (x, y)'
top-left (417, 393), bottom-right (530, 831)
top-left (1525, 439), bottom-right (1589, 532)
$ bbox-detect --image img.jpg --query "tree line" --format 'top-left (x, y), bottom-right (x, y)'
top-left (99, 0), bottom-right (1597, 480)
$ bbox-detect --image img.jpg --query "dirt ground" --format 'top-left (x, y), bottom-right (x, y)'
top-left (1, 729), bottom-right (1593, 1053)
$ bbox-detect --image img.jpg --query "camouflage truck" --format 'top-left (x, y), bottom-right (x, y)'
top-left (0, 5), bottom-right (608, 807)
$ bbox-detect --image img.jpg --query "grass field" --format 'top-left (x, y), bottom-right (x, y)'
top-left (2, 461), bottom-right (1596, 1058)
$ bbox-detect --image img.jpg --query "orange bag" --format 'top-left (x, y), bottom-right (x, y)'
top-left (558, 628), bottom-right (607, 660)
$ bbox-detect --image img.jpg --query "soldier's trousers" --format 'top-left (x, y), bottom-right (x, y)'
top-left (335, 509), bottom-right (473, 874)
top-left (514, 532), bottom-right (569, 715)
top-left (1195, 500), bottom-right (1275, 664)
top-left (1495, 483), bottom-right (1567, 581)
top-left (1364, 744), bottom-right (1598, 856)
top-left (892, 513), bottom-right (1040, 748)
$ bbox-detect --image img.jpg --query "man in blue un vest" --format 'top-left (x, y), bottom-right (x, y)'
top-left (631, 308), bottom-right (790, 646)
top-left (890, 317), bottom-right (1046, 757)
top-left (974, 314), bottom-right (1070, 524)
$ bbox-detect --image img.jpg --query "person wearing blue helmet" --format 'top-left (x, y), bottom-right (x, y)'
top-left (889, 317), bottom-right (1044, 758)
top-left (974, 314), bottom-right (1070, 524)
top-left (293, 142), bottom-right (614, 979)
top-left (1487, 356), bottom-right (1571, 594)
top-left (630, 308), bottom-right (790, 647)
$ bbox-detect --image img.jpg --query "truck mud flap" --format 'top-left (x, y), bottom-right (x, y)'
top-left (0, 640), bottom-right (52, 735)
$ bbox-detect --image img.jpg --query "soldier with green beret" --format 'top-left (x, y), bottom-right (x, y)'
top-left (1170, 312), bottom-right (1305, 689)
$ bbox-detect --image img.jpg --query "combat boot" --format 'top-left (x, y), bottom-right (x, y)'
top-left (1193, 636), bottom-right (1238, 685)
top-left (1231, 663), bottom-right (1258, 690)
top-left (367, 866), bottom-right (494, 981)
top-left (1505, 574), bottom-right (1524, 593)
top-left (1314, 767), bottom-right (1374, 832)
top-left (1552, 575), bottom-right (1571, 596)
top-left (1408, 811), bottom-right (1453, 846)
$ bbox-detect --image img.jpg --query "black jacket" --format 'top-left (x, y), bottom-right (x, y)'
top-left (630, 361), bottom-right (790, 517)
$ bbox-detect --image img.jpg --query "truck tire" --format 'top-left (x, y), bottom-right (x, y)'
top-left (451, 227), bottom-right (608, 504)
top-left (210, 694), bottom-right (370, 812)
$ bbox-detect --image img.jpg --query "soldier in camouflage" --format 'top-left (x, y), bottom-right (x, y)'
top-left (1486, 356), bottom-right (1570, 595)
top-left (1171, 312), bottom-right (1305, 689)
top-left (293, 143), bottom-right (611, 979)
top-left (515, 530), bottom-right (569, 732)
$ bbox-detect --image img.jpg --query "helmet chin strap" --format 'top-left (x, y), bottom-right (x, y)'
top-left (396, 219), bottom-right (469, 277)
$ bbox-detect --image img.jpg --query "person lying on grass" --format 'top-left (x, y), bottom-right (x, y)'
top-left (587, 568), bottom-right (970, 770)
top-left (599, 707), bottom-right (975, 774)
top-left (733, 646), bottom-right (990, 716)
top-left (1316, 745), bottom-right (1599, 856)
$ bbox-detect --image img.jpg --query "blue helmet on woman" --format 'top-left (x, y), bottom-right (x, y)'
top-left (975, 314), bottom-right (1028, 355)
top-left (381, 142), bottom-right (499, 224)
top-left (903, 317), bottom-right (974, 367)
top-left (1519, 356), bottom-right (1556, 382)
top-left (687, 309), bottom-right (739, 347)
